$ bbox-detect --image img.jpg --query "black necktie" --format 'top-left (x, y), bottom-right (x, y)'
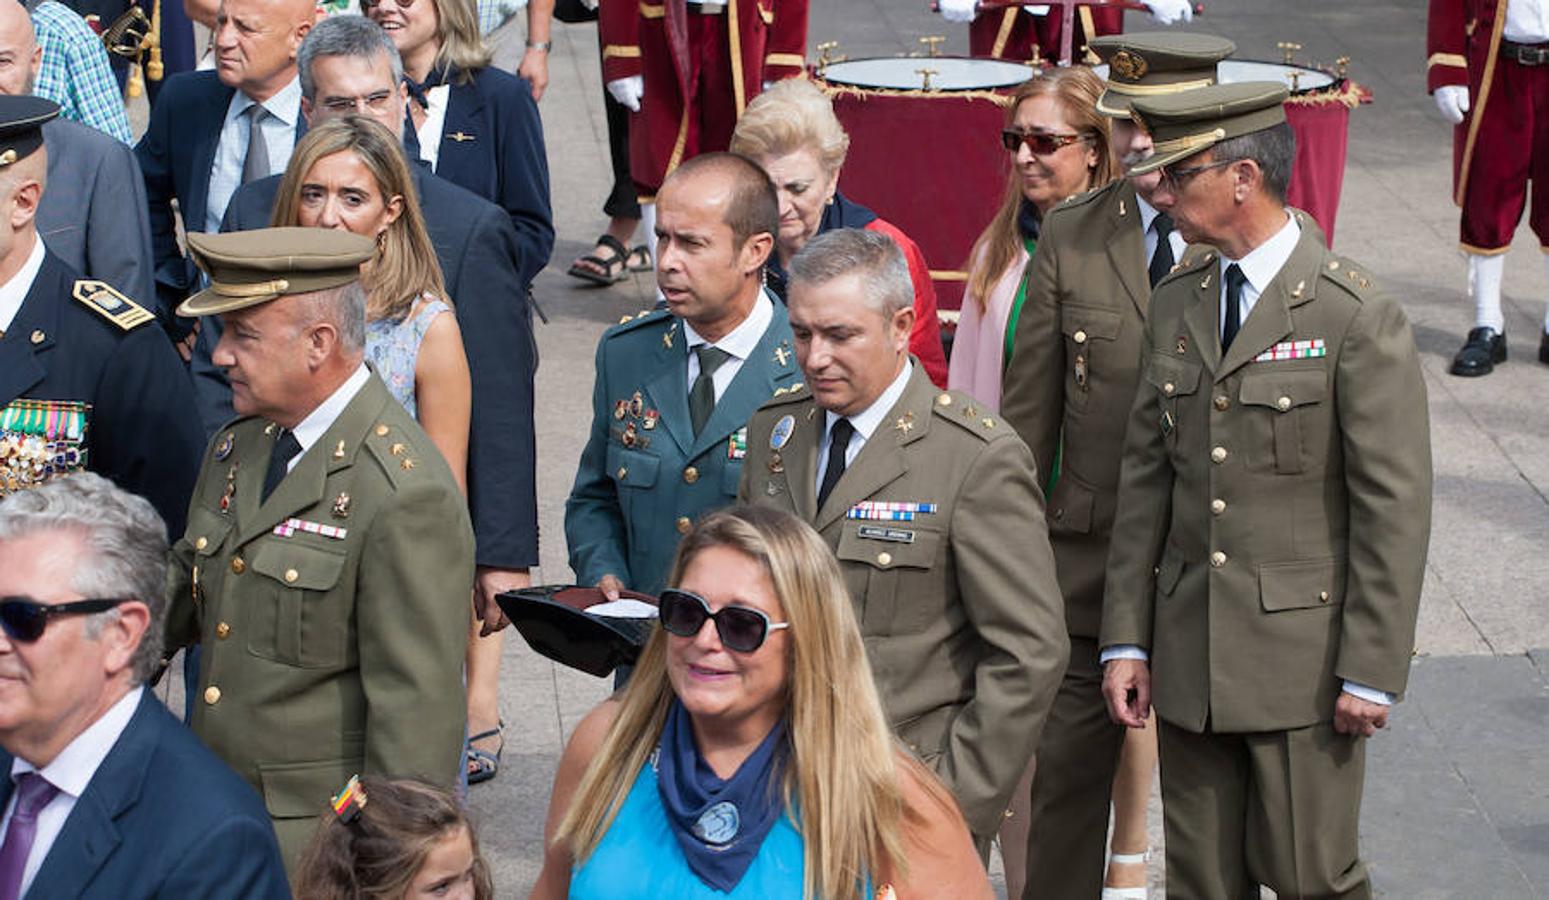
top-left (1148, 213), bottom-right (1176, 288)
top-left (261, 429), bottom-right (301, 502)
top-left (689, 346), bottom-right (731, 436)
top-left (1223, 263), bottom-right (1247, 352)
top-left (817, 418), bottom-right (855, 510)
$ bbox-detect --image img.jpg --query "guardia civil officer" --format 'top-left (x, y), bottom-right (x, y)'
top-left (737, 228), bottom-right (1068, 847)
top-left (998, 32), bottom-right (1233, 899)
top-left (565, 152), bottom-right (799, 597)
top-left (1100, 84), bottom-right (1433, 899)
top-left (165, 227), bottom-right (474, 874)
top-left (0, 95), bottom-right (201, 535)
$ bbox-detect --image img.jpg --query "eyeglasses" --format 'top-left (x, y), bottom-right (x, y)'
top-left (1001, 128), bottom-right (1092, 156)
top-left (657, 589), bottom-right (790, 654)
top-left (1158, 158), bottom-right (1235, 192)
top-left (319, 90), bottom-right (398, 114)
top-left (0, 597), bottom-right (127, 644)
top-left (360, 0), bottom-right (415, 9)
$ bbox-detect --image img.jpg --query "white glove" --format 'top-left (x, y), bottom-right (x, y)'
top-left (939, 0), bottom-right (977, 24)
top-left (607, 75), bottom-right (644, 113)
top-left (1142, 0), bottom-right (1192, 24)
top-left (1434, 84), bottom-right (1469, 124)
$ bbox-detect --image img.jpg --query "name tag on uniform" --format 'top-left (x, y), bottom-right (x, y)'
top-left (1254, 339), bottom-right (1326, 363)
top-left (857, 525), bottom-right (915, 543)
top-left (846, 501), bottom-right (937, 521)
top-left (273, 518), bottom-right (348, 540)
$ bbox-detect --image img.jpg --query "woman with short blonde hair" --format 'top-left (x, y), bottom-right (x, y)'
top-left (731, 78), bottom-right (950, 387)
top-left (531, 507), bottom-right (990, 900)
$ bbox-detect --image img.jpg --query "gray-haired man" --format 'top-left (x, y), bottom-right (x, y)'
top-left (0, 473), bottom-right (287, 898)
top-left (737, 228), bottom-right (1069, 845)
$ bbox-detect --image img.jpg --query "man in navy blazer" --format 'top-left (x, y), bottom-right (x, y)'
top-left (207, 15), bottom-right (540, 626)
top-left (134, 0), bottom-right (315, 330)
top-left (0, 474), bottom-right (289, 900)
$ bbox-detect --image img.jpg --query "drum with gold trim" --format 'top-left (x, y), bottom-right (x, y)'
top-left (1101, 58), bottom-right (1369, 244)
top-left (817, 56), bottom-right (1035, 315)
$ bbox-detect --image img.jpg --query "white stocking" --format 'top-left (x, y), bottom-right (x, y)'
top-left (1469, 252), bottom-right (1505, 332)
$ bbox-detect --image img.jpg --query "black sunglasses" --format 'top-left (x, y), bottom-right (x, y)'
top-left (1158, 158), bottom-right (1235, 192)
top-left (657, 589), bottom-right (789, 654)
top-left (1001, 128), bottom-right (1092, 155)
top-left (0, 597), bottom-right (127, 644)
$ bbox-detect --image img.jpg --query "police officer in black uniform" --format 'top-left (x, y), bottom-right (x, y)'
top-left (0, 95), bottom-right (201, 533)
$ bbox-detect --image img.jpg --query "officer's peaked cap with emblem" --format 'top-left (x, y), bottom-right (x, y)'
top-left (178, 227), bottom-right (376, 317)
top-left (1125, 81), bottom-right (1289, 176)
top-left (0, 95), bottom-right (59, 168)
top-left (1091, 32), bottom-right (1237, 117)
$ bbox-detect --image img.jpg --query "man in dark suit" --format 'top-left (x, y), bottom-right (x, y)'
top-left (0, 2), bottom-right (155, 308)
top-left (0, 96), bottom-right (202, 538)
top-left (210, 14), bottom-right (539, 646)
top-left (135, 0), bottom-right (315, 328)
top-left (0, 473), bottom-right (289, 899)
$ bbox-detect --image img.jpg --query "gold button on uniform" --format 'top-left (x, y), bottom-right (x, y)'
top-left (195, 537), bottom-right (208, 551)
top-left (876, 551), bottom-right (893, 566)
top-left (230, 556), bottom-right (246, 574)
top-left (1210, 551), bottom-right (1227, 568)
top-left (683, 466), bottom-right (699, 484)
top-left (1211, 499), bottom-right (1227, 515)
top-left (216, 622), bottom-right (231, 640)
top-left (1214, 395), bottom-right (1230, 411)
top-left (936, 393), bottom-right (952, 407)
top-left (375, 424), bottom-right (390, 436)
top-left (1211, 446), bottom-right (1228, 464)
top-left (676, 517), bottom-right (692, 534)
top-left (284, 568), bottom-right (299, 584)
top-left (616, 467), bottom-right (628, 479)
top-left (1319, 590), bottom-right (1331, 603)
top-left (204, 686), bottom-right (221, 705)
top-left (1163, 382), bottom-right (1176, 396)
top-left (1073, 329), bottom-right (1088, 344)
top-left (1276, 396), bottom-right (1292, 412)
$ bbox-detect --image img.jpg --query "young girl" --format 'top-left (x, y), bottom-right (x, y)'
top-left (295, 776), bottom-right (494, 900)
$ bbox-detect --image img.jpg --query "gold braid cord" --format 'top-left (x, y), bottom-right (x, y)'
top-left (1283, 79), bottom-right (1368, 109)
top-left (815, 79), bottom-right (1015, 107)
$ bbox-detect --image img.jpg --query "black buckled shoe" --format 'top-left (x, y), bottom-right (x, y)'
top-left (1450, 327), bottom-right (1507, 376)
top-left (1539, 330), bottom-right (1549, 365)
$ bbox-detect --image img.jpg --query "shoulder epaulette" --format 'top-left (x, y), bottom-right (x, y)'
top-left (73, 280), bottom-right (154, 331)
top-left (608, 306), bottom-right (672, 334)
top-left (363, 418), bottom-right (431, 485)
top-left (1318, 255), bottom-right (1376, 300)
top-left (930, 390), bottom-right (1005, 442)
top-left (1049, 179), bottom-right (1119, 217)
top-left (763, 382), bottom-right (810, 406)
top-left (1154, 245), bottom-right (1216, 290)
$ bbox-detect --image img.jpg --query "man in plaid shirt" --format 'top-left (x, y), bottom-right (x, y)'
top-left (28, 1), bottom-right (131, 144)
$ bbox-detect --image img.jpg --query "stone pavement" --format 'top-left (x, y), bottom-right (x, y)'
top-left (163, 2), bottom-right (1549, 896)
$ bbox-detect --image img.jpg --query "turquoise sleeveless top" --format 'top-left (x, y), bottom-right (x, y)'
top-left (570, 763), bottom-right (806, 898)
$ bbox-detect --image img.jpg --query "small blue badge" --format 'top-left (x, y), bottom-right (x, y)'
top-left (213, 432), bottom-right (234, 461)
top-left (693, 801), bottom-right (741, 845)
top-left (770, 414), bottom-right (795, 451)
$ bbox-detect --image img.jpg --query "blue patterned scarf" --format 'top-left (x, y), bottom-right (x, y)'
top-left (654, 699), bottom-right (790, 892)
top-left (765, 191), bottom-right (879, 302)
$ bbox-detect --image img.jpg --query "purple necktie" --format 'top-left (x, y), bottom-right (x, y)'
top-left (0, 772), bottom-right (59, 900)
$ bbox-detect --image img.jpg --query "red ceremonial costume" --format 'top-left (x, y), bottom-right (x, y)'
top-left (968, 4), bottom-right (1122, 63)
top-left (600, 0), bottom-right (808, 199)
top-left (1428, 0), bottom-right (1549, 253)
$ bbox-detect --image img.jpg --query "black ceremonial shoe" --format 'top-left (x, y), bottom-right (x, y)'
top-left (1450, 327), bottom-right (1507, 377)
top-left (1539, 330), bottom-right (1549, 365)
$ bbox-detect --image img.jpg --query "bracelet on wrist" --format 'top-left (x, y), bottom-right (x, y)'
top-left (526, 40), bottom-right (551, 52)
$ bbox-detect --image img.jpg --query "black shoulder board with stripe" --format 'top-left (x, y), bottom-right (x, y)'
top-left (72, 280), bottom-right (155, 331)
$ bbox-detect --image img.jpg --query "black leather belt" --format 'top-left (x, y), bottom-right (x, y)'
top-left (685, 2), bottom-right (725, 13)
top-left (1502, 40), bottom-right (1549, 66)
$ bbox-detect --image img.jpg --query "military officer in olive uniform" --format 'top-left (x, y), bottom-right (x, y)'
top-left (165, 228), bottom-right (474, 873)
top-left (738, 228), bottom-right (1069, 845)
top-left (567, 153), bottom-right (797, 597)
top-left (1100, 85), bottom-right (1432, 899)
top-left (998, 33), bottom-right (1233, 899)
top-left (0, 95), bottom-right (201, 535)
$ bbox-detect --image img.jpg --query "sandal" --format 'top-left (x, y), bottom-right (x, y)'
top-left (567, 234), bottom-right (631, 286)
top-left (1101, 849), bottom-right (1151, 899)
top-left (624, 244), bottom-right (652, 272)
top-left (466, 722), bottom-right (504, 785)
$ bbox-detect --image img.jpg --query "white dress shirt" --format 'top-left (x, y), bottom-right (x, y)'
top-left (1136, 194), bottom-right (1188, 270)
top-left (0, 687), bottom-right (143, 897)
top-left (815, 360), bottom-right (913, 492)
top-left (0, 235), bottom-right (46, 335)
top-left (1101, 211), bottom-right (1394, 706)
top-left (1505, 0), bottom-right (1549, 42)
top-left (415, 84), bottom-right (452, 171)
top-left (682, 290), bottom-right (774, 401)
top-left (287, 364), bottom-right (372, 473)
top-left (205, 76), bottom-right (302, 234)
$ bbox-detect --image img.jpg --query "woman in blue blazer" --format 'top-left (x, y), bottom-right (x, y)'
top-left (366, 0), bottom-right (554, 290)
top-left (365, 0), bottom-right (553, 789)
